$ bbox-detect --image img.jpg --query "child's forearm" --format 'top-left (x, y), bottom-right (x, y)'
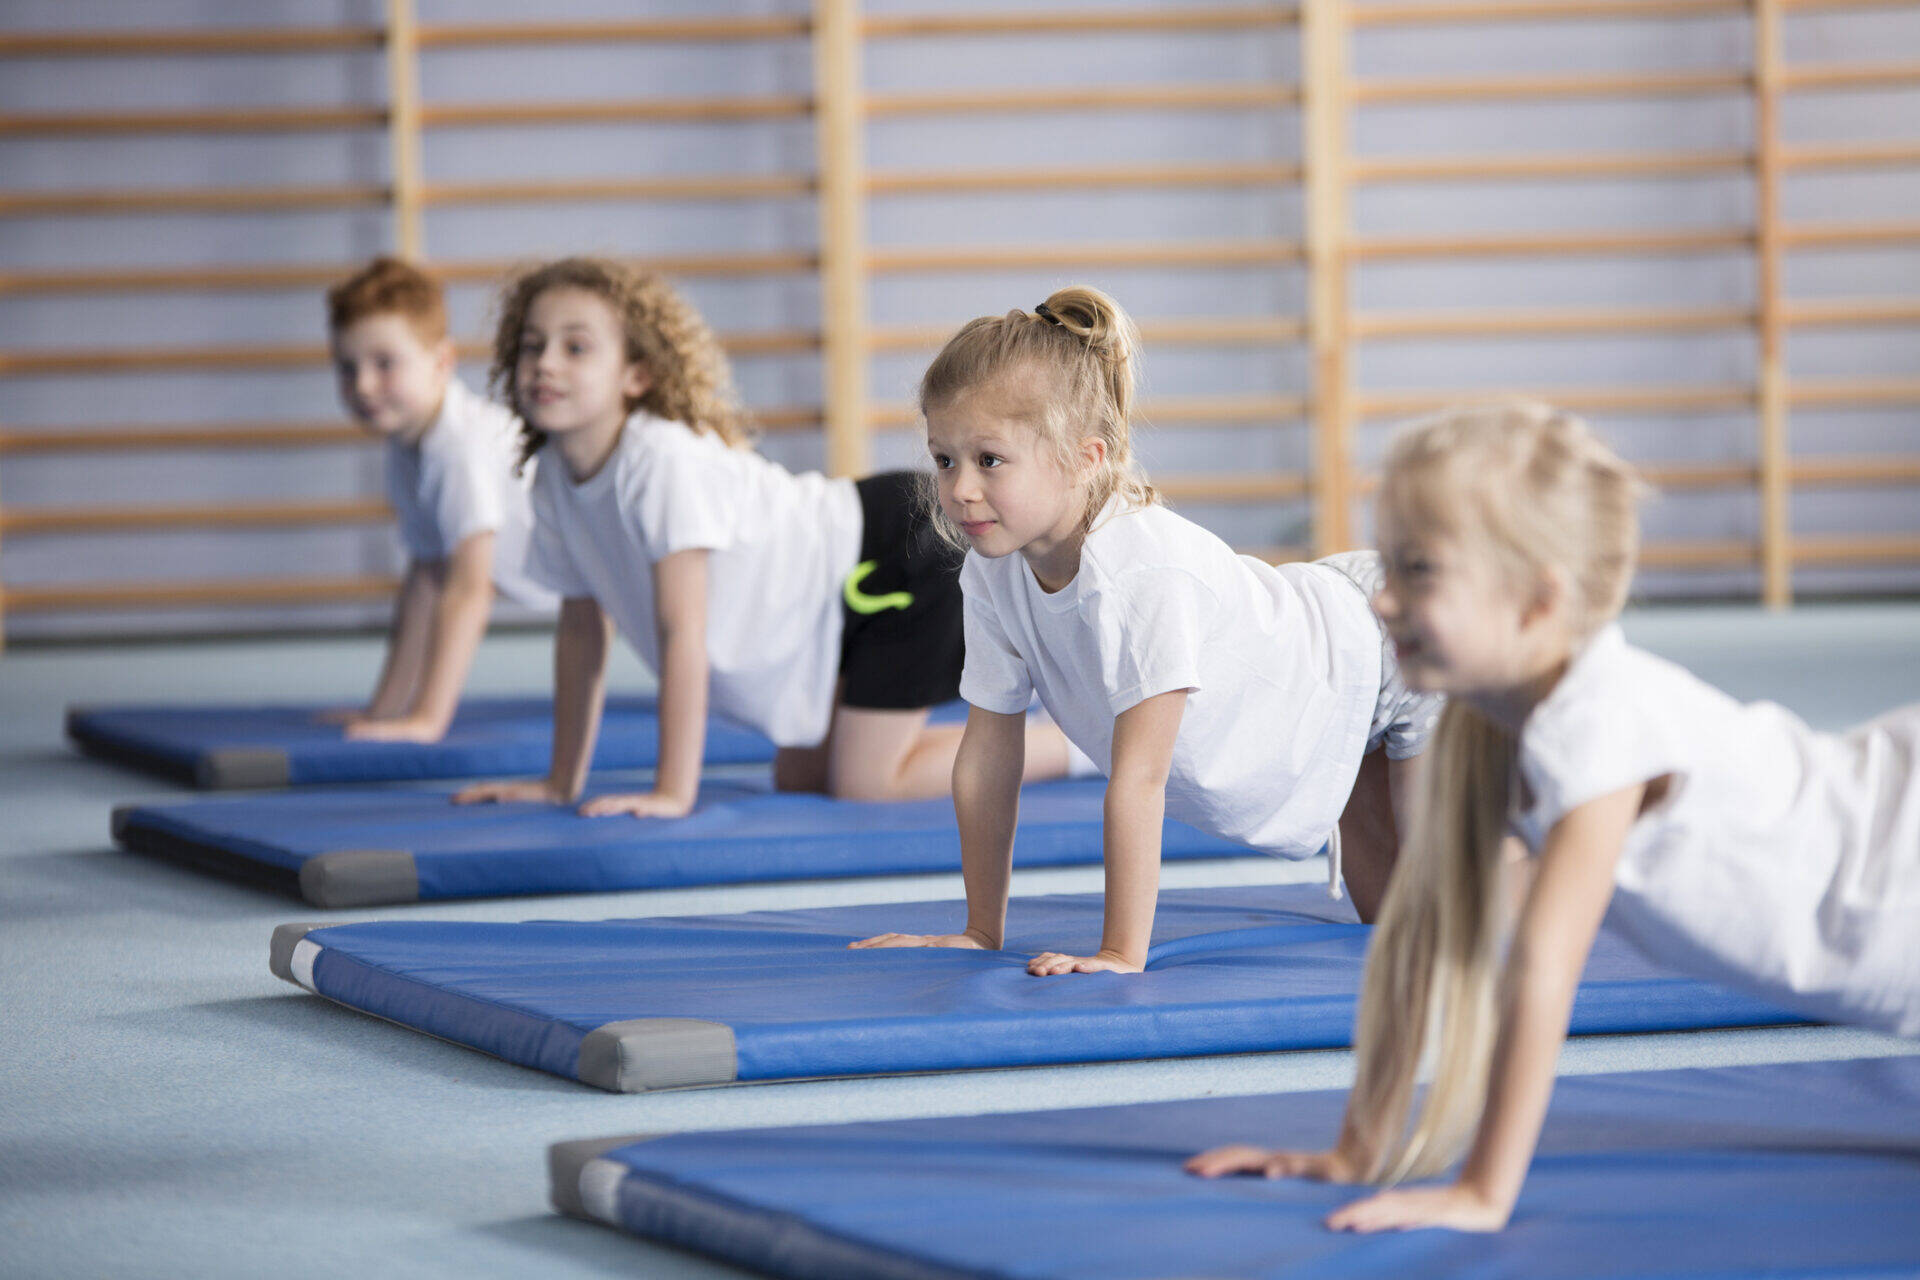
top-left (1098, 776), bottom-right (1165, 967)
top-left (367, 562), bottom-right (437, 715)
top-left (651, 624), bottom-right (708, 806)
top-left (953, 723), bottom-right (1023, 946)
top-left (1454, 944), bottom-right (1583, 1212)
top-left (404, 551), bottom-right (494, 732)
top-left (548, 598), bottom-right (612, 800)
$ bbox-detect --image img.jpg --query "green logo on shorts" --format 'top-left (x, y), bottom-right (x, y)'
top-left (843, 560), bottom-right (914, 614)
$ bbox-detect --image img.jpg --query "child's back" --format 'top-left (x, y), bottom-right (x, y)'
top-left (962, 497), bottom-right (1381, 855)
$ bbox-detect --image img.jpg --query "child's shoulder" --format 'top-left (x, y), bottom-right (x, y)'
top-left (1519, 628), bottom-right (1728, 798)
top-left (1083, 501), bottom-right (1227, 574)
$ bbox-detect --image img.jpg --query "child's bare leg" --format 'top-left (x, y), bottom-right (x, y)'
top-left (1335, 748), bottom-right (1400, 922)
top-left (773, 743), bottom-right (830, 793)
top-left (826, 709), bottom-right (1072, 801)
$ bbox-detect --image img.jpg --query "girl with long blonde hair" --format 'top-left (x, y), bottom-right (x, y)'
top-left (854, 285), bottom-right (1438, 974)
top-left (456, 258), bottom-right (1070, 819)
top-left (1189, 401), bottom-right (1920, 1232)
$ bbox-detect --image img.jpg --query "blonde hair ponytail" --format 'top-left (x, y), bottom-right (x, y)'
top-left (919, 284), bottom-right (1156, 541)
top-left (1348, 701), bottom-right (1514, 1182)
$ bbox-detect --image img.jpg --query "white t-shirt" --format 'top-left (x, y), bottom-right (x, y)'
top-left (524, 410), bottom-right (863, 748)
top-left (385, 378), bottom-right (555, 609)
top-left (1512, 624), bottom-right (1920, 1037)
top-left (959, 502), bottom-right (1382, 857)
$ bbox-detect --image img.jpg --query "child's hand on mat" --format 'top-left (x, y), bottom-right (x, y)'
top-left (1324, 1182), bottom-right (1510, 1234)
top-left (848, 929), bottom-right (994, 951)
top-left (453, 779), bottom-right (572, 806)
top-left (1184, 1144), bottom-right (1360, 1183)
top-left (344, 714), bottom-right (447, 743)
top-left (578, 789), bottom-right (695, 819)
top-left (1026, 949), bottom-right (1143, 976)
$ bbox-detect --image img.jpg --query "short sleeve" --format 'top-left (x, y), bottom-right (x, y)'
top-left (628, 432), bottom-right (739, 559)
top-left (1518, 678), bottom-right (1676, 841)
top-left (431, 449), bottom-right (506, 551)
top-left (1095, 567), bottom-right (1214, 716)
top-left (957, 565), bottom-right (1032, 715)
top-left (522, 475), bottom-right (592, 598)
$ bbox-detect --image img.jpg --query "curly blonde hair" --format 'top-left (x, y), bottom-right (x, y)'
top-left (489, 257), bottom-right (751, 469)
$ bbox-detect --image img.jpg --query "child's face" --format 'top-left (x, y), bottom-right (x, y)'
top-left (514, 287), bottom-right (649, 437)
top-left (926, 377), bottom-right (1092, 565)
top-left (1373, 500), bottom-right (1548, 698)
top-left (331, 313), bottom-right (452, 440)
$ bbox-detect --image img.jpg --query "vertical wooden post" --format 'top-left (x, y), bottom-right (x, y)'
top-left (386, 0), bottom-right (424, 259)
top-left (813, 0), bottom-right (872, 478)
top-left (1754, 0), bottom-right (1792, 607)
top-left (1302, 0), bottom-right (1354, 557)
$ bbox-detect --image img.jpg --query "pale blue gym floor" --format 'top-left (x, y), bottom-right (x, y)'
top-left (4, 604), bottom-right (1918, 1279)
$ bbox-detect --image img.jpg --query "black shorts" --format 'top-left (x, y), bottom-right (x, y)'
top-left (838, 470), bottom-right (966, 711)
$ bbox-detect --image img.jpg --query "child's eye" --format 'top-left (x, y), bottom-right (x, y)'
top-left (978, 454), bottom-right (1003, 469)
top-left (566, 341), bottom-right (588, 356)
top-left (930, 453), bottom-right (953, 470)
top-left (518, 338), bottom-right (541, 355)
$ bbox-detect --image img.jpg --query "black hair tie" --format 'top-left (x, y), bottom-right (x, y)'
top-left (1033, 302), bottom-right (1063, 326)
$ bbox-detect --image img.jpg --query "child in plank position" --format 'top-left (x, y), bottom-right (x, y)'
top-left (325, 257), bottom-right (555, 743)
top-left (854, 286), bottom-right (1437, 973)
top-left (456, 257), bottom-right (1070, 818)
top-left (1188, 401), bottom-right (1920, 1231)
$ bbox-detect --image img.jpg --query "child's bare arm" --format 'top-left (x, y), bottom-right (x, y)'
top-left (335, 560), bottom-right (436, 724)
top-left (1029, 688), bottom-right (1186, 976)
top-left (580, 549), bottom-right (708, 818)
top-left (850, 705), bottom-right (1026, 951)
top-left (347, 532), bottom-right (495, 742)
top-left (1192, 784), bottom-right (1638, 1223)
top-left (1328, 782), bottom-right (1638, 1232)
top-left (453, 596), bottom-right (610, 805)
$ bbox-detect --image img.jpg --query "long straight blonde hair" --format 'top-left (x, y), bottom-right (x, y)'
top-left (1350, 401), bottom-right (1643, 1183)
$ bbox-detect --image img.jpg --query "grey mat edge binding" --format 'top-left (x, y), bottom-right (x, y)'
top-left (197, 746), bottom-right (291, 790)
top-left (576, 1019), bottom-right (739, 1092)
top-left (269, 923), bottom-right (327, 984)
top-left (548, 1135), bottom-right (658, 1219)
top-left (298, 850), bottom-right (420, 908)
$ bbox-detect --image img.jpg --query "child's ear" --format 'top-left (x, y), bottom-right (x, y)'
top-left (1524, 563), bottom-right (1575, 631)
top-left (432, 337), bottom-right (458, 378)
top-left (624, 360), bottom-right (654, 402)
top-left (1077, 434), bottom-right (1107, 481)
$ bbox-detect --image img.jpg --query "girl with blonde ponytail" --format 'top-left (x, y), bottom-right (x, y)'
top-left (1189, 400), bottom-right (1920, 1233)
top-left (855, 285), bottom-right (1439, 973)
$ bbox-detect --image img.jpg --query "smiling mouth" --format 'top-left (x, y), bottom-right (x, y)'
top-left (959, 519), bottom-right (995, 536)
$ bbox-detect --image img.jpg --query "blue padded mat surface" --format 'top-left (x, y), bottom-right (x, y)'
top-left (122, 777), bottom-right (1256, 904)
top-left (69, 698), bottom-right (973, 788)
top-left (560, 1054), bottom-right (1920, 1279)
top-left (278, 885), bottom-right (1802, 1088)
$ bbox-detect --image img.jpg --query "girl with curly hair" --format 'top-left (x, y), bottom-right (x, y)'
top-left (456, 258), bottom-right (1070, 818)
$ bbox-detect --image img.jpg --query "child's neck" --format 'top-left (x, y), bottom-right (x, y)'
top-left (397, 386), bottom-right (450, 448)
top-left (1465, 650), bottom-right (1574, 734)
top-left (554, 411), bottom-right (628, 484)
top-left (1022, 528), bottom-right (1086, 594)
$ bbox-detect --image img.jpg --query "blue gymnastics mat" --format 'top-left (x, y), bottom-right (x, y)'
top-left (269, 885), bottom-right (1803, 1089)
top-left (69, 698), bottom-right (976, 789)
top-left (549, 1053), bottom-right (1920, 1280)
top-left (121, 777), bottom-right (1252, 906)
top-left (66, 696), bottom-right (782, 788)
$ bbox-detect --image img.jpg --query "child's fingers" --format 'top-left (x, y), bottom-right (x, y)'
top-left (1183, 1145), bottom-right (1271, 1177)
top-left (848, 933), bottom-right (912, 948)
